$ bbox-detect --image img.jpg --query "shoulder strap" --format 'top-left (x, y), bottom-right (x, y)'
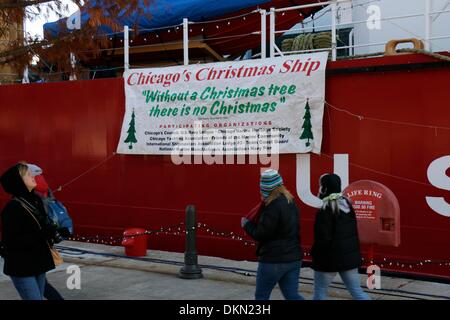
top-left (13, 197), bottom-right (37, 212)
top-left (13, 197), bottom-right (42, 230)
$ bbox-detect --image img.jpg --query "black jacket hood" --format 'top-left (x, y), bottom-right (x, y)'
top-left (319, 173), bottom-right (342, 199)
top-left (0, 164), bottom-right (31, 197)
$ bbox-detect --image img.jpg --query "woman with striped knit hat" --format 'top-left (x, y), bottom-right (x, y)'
top-left (241, 169), bottom-right (304, 300)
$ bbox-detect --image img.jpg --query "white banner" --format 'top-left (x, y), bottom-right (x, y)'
top-left (117, 52), bottom-right (328, 155)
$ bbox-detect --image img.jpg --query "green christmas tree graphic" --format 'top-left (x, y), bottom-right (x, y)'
top-left (300, 99), bottom-right (314, 147)
top-left (124, 109), bottom-right (138, 149)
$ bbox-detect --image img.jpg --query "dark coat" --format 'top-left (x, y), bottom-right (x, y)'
top-left (244, 194), bottom-right (302, 263)
top-left (0, 164), bottom-right (55, 277)
top-left (311, 200), bottom-right (362, 272)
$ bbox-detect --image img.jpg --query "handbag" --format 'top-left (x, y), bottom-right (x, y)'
top-left (14, 197), bottom-right (64, 266)
top-left (49, 246), bottom-right (64, 266)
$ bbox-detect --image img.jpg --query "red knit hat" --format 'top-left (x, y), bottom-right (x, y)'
top-left (34, 174), bottom-right (49, 197)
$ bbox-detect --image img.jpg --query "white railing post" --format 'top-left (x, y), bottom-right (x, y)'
top-left (425, 0), bottom-right (432, 51)
top-left (124, 25), bottom-right (130, 72)
top-left (269, 7), bottom-right (275, 58)
top-left (348, 29), bottom-right (354, 56)
top-left (69, 52), bottom-right (77, 80)
top-left (22, 21), bottom-right (30, 84)
top-left (183, 18), bottom-right (189, 65)
top-left (331, 0), bottom-right (337, 61)
top-left (260, 10), bottom-right (267, 59)
top-left (22, 66), bottom-right (30, 84)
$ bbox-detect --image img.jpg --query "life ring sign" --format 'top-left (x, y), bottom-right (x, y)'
top-left (343, 180), bottom-right (401, 247)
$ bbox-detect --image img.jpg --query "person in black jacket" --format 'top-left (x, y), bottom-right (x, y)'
top-left (0, 163), bottom-right (61, 300)
top-left (241, 169), bottom-right (304, 300)
top-left (25, 163), bottom-right (66, 300)
top-left (311, 173), bottom-right (370, 300)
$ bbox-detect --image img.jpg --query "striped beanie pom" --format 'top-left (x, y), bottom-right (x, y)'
top-left (260, 169), bottom-right (283, 199)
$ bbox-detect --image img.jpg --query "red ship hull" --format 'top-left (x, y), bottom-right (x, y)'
top-left (1, 53), bottom-right (449, 280)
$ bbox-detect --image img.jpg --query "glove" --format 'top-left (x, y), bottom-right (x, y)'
top-left (241, 217), bottom-right (249, 228)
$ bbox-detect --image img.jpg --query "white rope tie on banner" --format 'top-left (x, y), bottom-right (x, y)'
top-left (320, 153), bottom-right (434, 187)
top-left (54, 152), bottom-right (117, 193)
top-left (324, 101), bottom-right (450, 132)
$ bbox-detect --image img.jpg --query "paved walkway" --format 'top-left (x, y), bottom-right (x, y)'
top-left (1, 241), bottom-right (449, 300)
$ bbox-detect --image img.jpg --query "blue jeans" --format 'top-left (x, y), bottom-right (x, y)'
top-left (10, 273), bottom-right (46, 300)
top-left (255, 260), bottom-right (305, 300)
top-left (313, 268), bottom-right (371, 300)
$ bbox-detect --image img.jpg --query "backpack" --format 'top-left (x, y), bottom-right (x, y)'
top-left (45, 191), bottom-right (73, 237)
